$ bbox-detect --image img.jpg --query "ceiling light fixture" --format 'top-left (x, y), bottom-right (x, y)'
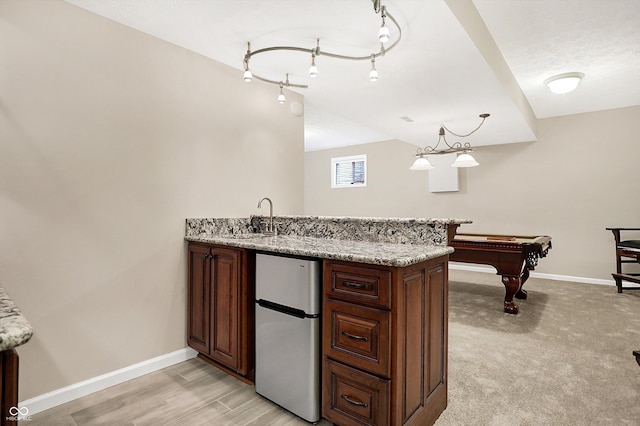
top-left (544, 72), bottom-right (584, 94)
top-left (378, 6), bottom-right (390, 43)
top-left (243, 68), bottom-right (252, 82)
top-left (277, 82), bottom-right (286, 104)
top-left (369, 55), bottom-right (379, 81)
top-left (242, 0), bottom-right (401, 102)
top-left (309, 52), bottom-right (318, 78)
top-left (410, 114), bottom-right (490, 170)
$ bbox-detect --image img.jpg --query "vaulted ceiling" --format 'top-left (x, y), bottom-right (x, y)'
top-left (64, 0), bottom-right (640, 151)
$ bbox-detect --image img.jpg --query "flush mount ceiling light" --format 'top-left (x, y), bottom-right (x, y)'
top-left (410, 114), bottom-right (490, 170)
top-left (544, 72), bottom-right (584, 94)
top-left (242, 0), bottom-right (401, 103)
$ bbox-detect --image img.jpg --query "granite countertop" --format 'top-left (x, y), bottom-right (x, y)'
top-left (0, 288), bottom-right (33, 351)
top-left (185, 234), bottom-right (454, 267)
top-left (258, 215), bottom-right (472, 225)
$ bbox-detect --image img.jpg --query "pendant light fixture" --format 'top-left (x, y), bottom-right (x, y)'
top-left (409, 156), bottom-right (434, 170)
top-left (410, 114), bottom-right (490, 170)
top-left (451, 152), bottom-right (479, 167)
top-left (242, 0), bottom-right (401, 102)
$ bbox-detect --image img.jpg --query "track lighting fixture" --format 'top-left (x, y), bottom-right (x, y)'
top-left (242, 0), bottom-right (401, 102)
top-left (277, 83), bottom-right (286, 104)
top-left (309, 54), bottom-right (318, 78)
top-left (369, 55), bottom-right (378, 82)
top-left (378, 6), bottom-right (390, 43)
top-left (410, 114), bottom-right (490, 170)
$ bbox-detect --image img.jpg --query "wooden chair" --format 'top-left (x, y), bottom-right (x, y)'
top-left (606, 227), bottom-right (640, 293)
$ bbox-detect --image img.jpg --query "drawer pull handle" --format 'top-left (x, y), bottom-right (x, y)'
top-left (343, 281), bottom-right (372, 290)
top-left (341, 394), bottom-right (368, 408)
top-left (341, 331), bottom-right (369, 342)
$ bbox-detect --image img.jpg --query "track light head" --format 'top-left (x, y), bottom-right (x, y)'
top-left (277, 83), bottom-right (286, 104)
top-left (309, 54), bottom-right (318, 78)
top-left (369, 55), bottom-right (378, 81)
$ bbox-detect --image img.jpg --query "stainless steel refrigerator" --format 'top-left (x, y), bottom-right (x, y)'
top-left (255, 253), bottom-right (321, 423)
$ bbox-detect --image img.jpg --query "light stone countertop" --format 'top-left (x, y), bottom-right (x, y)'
top-left (0, 288), bottom-right (33, 351)
top-left (253, 215), bottom-right (472, 225)
top-left (185, 234), bottom-right (454, 267)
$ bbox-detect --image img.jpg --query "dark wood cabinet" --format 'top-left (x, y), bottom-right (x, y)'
top-left (322, 256), bottom-right (449, 426)
top-left (187, 239), bottom-right (448, 424)
top-left (187, 244), bottom-right (211, 354)
top-left (1, 349), bottom-right (18, 426)
top-left (187, 243), bottom-right (254, 377)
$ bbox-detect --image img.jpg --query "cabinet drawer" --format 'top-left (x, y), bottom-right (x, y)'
top-left (325, 261), bottom-right (391, 308)
top-left (323, 358), bottom-right (390, 426)
top-left (324, 299), bottom-right (390, 377)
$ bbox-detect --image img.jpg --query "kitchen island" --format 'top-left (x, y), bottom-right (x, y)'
top-left (185, 215), bottom-right (469, 426)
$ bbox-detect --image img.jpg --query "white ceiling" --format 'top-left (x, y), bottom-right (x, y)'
top-left (64, 0), bottom-right (640, 152)
top-left (474, 0), bottom-right (640, 119)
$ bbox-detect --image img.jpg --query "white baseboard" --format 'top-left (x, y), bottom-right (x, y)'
top-left (449, 263), bottom-right (616, 286)
top-left (20, 347), bottom-right (198, 416)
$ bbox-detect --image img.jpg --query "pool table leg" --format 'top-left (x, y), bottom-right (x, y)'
top-left (501, 276), bottom-right (522, 314)
top-left (515, 268), bottom-right (530, 300)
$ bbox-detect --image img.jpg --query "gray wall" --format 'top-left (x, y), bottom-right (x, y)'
top-left (1, 0), bottom-right (304, 399)
top-left (305, 106), bottom-right (640, 280)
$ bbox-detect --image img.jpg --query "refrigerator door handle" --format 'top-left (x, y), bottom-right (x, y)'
top-left (256, 299), bottom-right (319, 319)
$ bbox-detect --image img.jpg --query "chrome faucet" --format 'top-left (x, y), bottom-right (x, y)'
top-left (257, 197), bottom-right (276, 235)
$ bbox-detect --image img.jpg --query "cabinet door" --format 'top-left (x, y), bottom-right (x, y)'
top-left (393, 260), bottom-right (448, 426)
top-left (187, 244), bottom-right (211, 354)
top-left (209, 247), bottom-right (241, 372)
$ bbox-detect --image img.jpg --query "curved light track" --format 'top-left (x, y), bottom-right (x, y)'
top-left (242, 0), bottom-right (402, 89)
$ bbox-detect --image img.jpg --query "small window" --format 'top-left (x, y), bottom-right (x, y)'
top-left (331, 155), bottom-right (367, 188)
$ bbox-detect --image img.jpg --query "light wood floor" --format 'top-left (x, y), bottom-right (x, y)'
top-left (28, 358), bottom-right (333, 426)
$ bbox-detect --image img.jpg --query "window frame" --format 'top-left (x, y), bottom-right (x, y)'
top-left (330, 154), bottom-right (367, 189)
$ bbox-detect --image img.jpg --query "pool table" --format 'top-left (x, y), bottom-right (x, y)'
top-left (450, 233), bottom-right (552, 314)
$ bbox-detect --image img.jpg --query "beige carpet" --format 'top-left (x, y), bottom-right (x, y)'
top-left (436, 270), bottom-right (640, 426)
